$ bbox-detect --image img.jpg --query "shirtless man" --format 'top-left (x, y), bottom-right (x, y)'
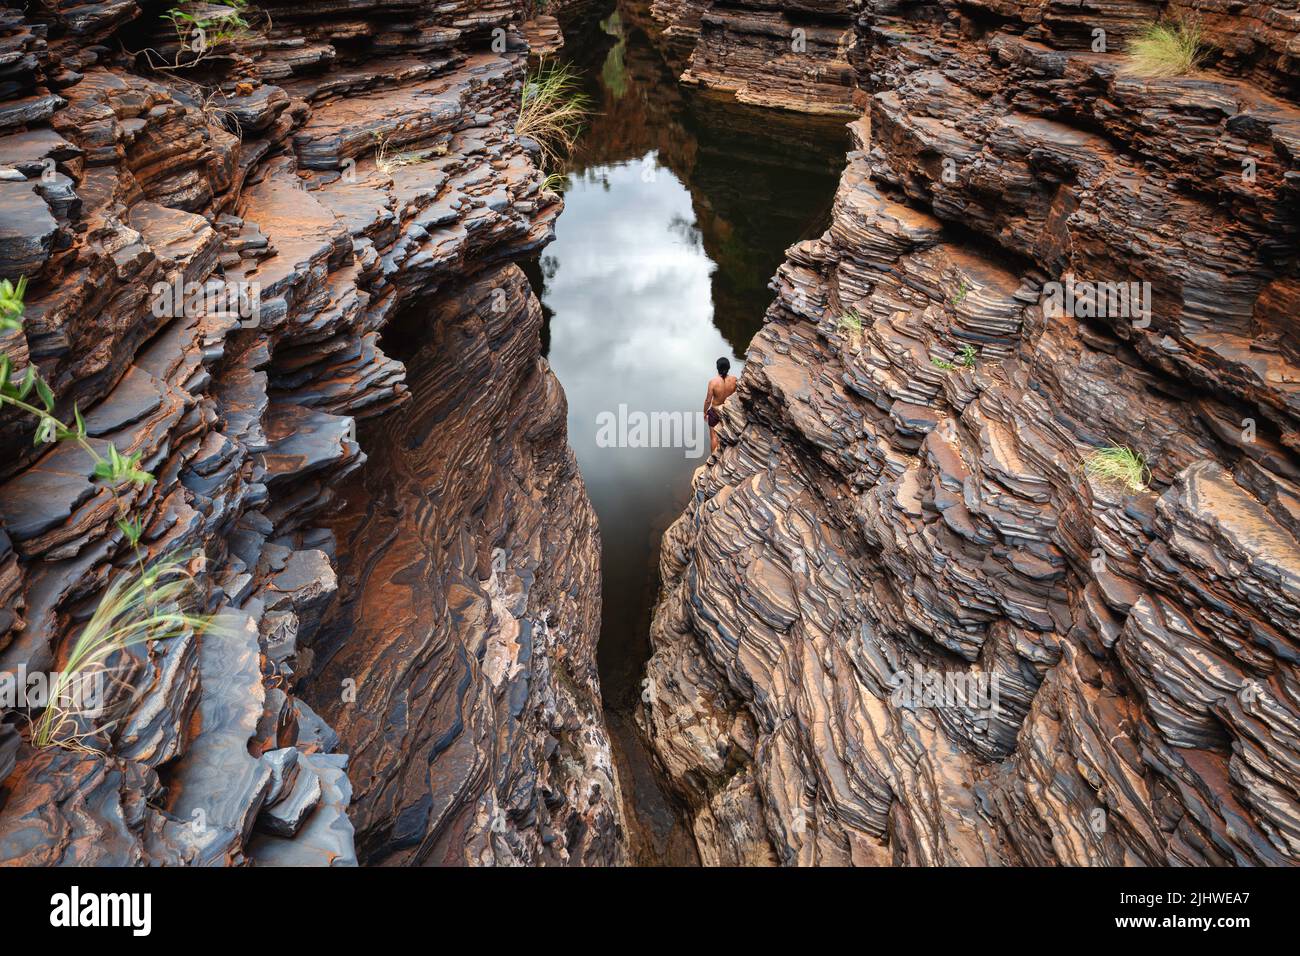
top-left (704, 356), bottom-right (737, 455)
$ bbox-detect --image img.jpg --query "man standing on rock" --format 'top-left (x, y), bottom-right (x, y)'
top-left (704, 356), bottom-right (737, 456)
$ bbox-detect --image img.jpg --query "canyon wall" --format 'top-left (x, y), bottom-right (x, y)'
top-left (0, 1), bottom-right (620, 866)
top-left (306, 267), bottom-right (621, 866)
top-left (642, 0), bottom-right (1300, 865)
top-left (649, 0), bottom-right (859, 113)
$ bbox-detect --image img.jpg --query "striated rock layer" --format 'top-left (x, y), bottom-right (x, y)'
top-left (0, 1), bottom-right (620, 865)
top-left (642, 0), bottom-right (1300, 865)
top-left (650, 0), bottom-right (859, 114)
top-left (306, 267), bottom-right (621, 866)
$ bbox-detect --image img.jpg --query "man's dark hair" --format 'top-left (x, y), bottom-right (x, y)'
top-left (717, 356), bottom-right (731, 378)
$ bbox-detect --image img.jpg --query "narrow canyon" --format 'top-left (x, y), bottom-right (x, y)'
top-left (0, 0), bottom-right (1297, 873)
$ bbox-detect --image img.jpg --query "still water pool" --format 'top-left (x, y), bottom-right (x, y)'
top-left (529, 1), bottom-right (847, 862)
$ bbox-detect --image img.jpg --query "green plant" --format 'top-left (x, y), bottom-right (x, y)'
top-left (1084, 445), bottom-right (1151, 493)
top-left (135, 1), bottom-right (263, 72)
top-left (931, 344), bottom-right (978, 370)
top-left (2, 276), bottom-right (205, 750)
top-left (516, 62), bottom-right (590, 170)
top-left (0, 357), bottom-right (153, 490)
top-left (0, 277), bottom-right (27, 332)
top-left (837, 309), bottom-right (864, 337)
top-left (539, 171), bottom-right (569, 194)
top-left (31, 555), bottom-right (209, 749)
top-left (164, 1), bottom-right (252, 53)
top-left (0, 278), bottom-right (154, 513)
top-left (1123, 17), bottom-right (1205, 78)
top-left (950, 278), bottom-right (971, 307)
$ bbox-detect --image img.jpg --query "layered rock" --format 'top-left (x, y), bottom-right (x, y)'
top-left (650, 0), bottom-right (859, 113)
top-left (642, 0), bottom-right (1300, 865)
top-left (0, 1), bottom-right (620, 866)
top-left (306, 268), bottom-right (619, 866)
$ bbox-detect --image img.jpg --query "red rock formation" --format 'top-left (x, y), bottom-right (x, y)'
top-left (642, 0), bottom-right (1300, 865)
top-left (0, 1), bottom-right (621, 866)
top-left (650, 0), bottom-right (859, 114)
top-left (307, 267), bottom-right (621, 866)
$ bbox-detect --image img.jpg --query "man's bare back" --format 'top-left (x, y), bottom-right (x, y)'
top-left (705, 375), bottom-right (736, 415)
top-left (705, 357), bottom-right (737, 454)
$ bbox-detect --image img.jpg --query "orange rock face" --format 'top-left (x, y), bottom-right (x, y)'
top-left (307, 267), bottom-right (621, 866)
top-left (651, 0), bottom-right (860, 114)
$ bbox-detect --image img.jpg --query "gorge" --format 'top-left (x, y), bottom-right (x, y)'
top-left (0, 0), bottom-right (1298, 873)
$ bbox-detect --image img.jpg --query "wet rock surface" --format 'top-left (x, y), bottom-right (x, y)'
top-left (0, 1), bottom-right (620, 866)
top-left (642, 1), bottom-right (1300, 865)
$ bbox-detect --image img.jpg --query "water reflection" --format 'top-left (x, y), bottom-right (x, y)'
top-left (534, 0), bottom-right (846, 712)
top-left (531, 0), bottom-right (846, 864)
top-left (543, 156), bottom-right (732, 709)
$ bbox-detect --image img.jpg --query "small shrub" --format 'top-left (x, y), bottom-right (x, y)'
top-left (1, 275), bottom-right (207, 751)
top-left (836, 309), bottom-right (865, 338)
top-left (1124, 18), bottom-right (1205, 78)
top-left (950, 278), bottom-right (971, 307)
top-left (1085, 445), bottom-right (1151, 493)
top-left (517, 62), bottom-right (589, 170)
top-left (136, 1), bottom-right (262, 72)
top-left (164, 1), bottom-right (253, 54)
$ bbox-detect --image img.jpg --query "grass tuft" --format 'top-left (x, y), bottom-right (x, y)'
top-left (1084, 445), bottom-right (1151, 493)
top-left (516, 62), bottom-right (589, 170)
top-left (539, 171), bottom-right (569, 195)
top-left (837, 309), bottom-right (864, 337)
top-left (32, 555), bottom-right (212, 750)
top-left (1124, 18), bottom-right (1205, 78)
top-left (373, 133), bottom-right (432, 175)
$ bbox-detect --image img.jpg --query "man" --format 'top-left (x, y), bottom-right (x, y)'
top-left (704, 356), bottom-right (737, 455)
